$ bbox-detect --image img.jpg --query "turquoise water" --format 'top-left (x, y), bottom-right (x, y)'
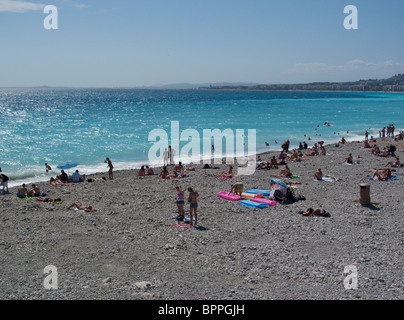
top-left (1, 88), bottom-right (403, 187)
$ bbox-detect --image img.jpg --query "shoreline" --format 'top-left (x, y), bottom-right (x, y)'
top-left (3, 127), bottom-right (392, 189)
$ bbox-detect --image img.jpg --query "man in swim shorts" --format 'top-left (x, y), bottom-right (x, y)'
top-left (17, 184), bottom-right (28, 198)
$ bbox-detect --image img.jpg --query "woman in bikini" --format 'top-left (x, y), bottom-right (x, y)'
top-left (175, 185), bottom-right (185, 221)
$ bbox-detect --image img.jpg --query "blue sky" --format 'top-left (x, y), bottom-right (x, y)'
top-left (0, 0), bottom-right (403, 87)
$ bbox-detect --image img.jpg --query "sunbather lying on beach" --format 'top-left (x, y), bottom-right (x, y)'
top-left (50, 177), bottom-right (67, 186)
top-left (385, 157), bottom-right (402, 168)
top-left (256, 162), bottom-right (271, 170)
top-left (37, 197), bottom-right (62, 203)
top-left (298, 208), bottom-right (329, 217)
top-left (216, 165), bottom-right (233, 178)
top-left (271, 165), bottom-right (293, 178)
top-left (67, 202), bottom-right (97, 212)
top-left (372, 168), bottom-right (393, 181)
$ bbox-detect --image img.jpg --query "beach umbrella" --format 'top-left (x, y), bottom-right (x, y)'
top-left (57, 161), bottom-right (79, 170)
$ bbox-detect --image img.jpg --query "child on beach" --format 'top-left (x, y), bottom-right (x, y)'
top-left (188, 187), bottom-right (199, 226)
top-left (229, 182), bottom-right (243, 196)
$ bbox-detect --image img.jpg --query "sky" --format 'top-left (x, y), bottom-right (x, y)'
top-left (0, 0), bottom-right (403, 87)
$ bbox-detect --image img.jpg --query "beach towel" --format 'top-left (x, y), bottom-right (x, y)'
top-left (239, 200), bottom-right (268, 208)
top-left (173, 224), bottom-right (191, 228)
top-left (314, 177), bottom-right (335, 182)
top-left (14, 196), bottom-right (34, 200)
top-left (246, 190), bottom-right (271, 196)
top-left (367, 175), bottom-right (398, 181)
top-left (250, 198), bottom-right (278, 206)
top-left (241, 192), bottom-right (264, 199)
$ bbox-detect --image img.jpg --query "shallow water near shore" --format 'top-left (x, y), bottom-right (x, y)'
top-left (1, 88), bottom-right (403, 187)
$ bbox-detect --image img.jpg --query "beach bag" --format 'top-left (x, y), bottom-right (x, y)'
top-left (285, 187), bottom-right (297, 203)
top-left (274, 190), bottom-right (288, 204)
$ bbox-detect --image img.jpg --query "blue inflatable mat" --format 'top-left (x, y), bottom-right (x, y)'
top-left (247, 190), bottom-right (271, 196)
top-left (240, 200), bottom-right (268, 208)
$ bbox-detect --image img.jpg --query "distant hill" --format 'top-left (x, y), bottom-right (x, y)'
top-left (201, 74), bottom-right (404, 92)
top-left (135, 82), bottom-right (260, 90)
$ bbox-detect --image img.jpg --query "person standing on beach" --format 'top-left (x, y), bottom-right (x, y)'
top-left (188, 187), bottom-right (199, 226)
top-left (163, 148), bottom-right (169, 166)
top-left (365, 130), bottom-right (369, 141)
top-left (105, 157), bottom-right (114, 179)
top-left (169, 145), bottom-right (175, 165)
top-left (175, 185), bottom-right (185, 221)
top-left (0, 173), bottom-right (10, 194)
top-left (282, 140), bottom-right (290, 153)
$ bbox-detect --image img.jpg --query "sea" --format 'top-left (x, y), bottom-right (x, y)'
top-left (1, 88), bottom-right (403, 188)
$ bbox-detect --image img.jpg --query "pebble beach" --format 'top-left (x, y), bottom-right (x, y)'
top-left (1, 137), bottom-right (403, 300)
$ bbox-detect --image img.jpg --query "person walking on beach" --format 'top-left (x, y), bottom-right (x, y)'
top-left (105, 157), bottom-right (114, 179)
top-left (0, 173), bottom-right (10, 194)
top-left (188, 187), bottom-right (199, 226)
